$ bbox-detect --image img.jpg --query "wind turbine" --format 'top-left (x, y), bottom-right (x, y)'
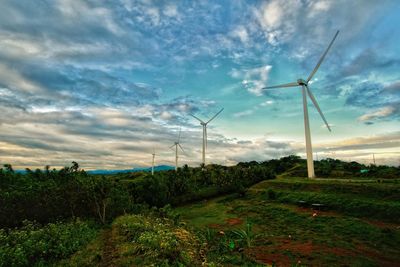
top-left (262, 30), bottom-right (339, 178)
top-left (151, 148), bottom-right (156, 176)
top-left (170, 128), bottom-right (185, 171)
top-left (190, 108), bottom-right (224, 166)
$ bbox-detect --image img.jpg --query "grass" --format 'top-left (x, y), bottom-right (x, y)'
top-left (176, 178), bottom-right (400, 266)
top-left (58, 177), bottom-right (400, 266)
top-left (174, 195), bottom-right (238, 228)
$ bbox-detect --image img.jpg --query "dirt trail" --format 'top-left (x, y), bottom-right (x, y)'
top-left (100, 229), bottom-right (117, 267)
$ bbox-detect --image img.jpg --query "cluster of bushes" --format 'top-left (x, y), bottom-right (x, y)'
top-left (111, 213), bottom-right (203, 266)
top-left (315, 158), bottom-right (400, 178)
top-left (0, 162), bottom-right (132, 227)
top-left (3, 155), bottom-right (395, 228)
top-left (128, 163), bottom-right (275, 207)
top-left (0, 161), bottom-right (275, 228)
top-left (0, 220), bottom-right (98, 267)
top-left (258, 155), bottom-right (400, 178)
top-left (107, 213), bottom-right (259, 266)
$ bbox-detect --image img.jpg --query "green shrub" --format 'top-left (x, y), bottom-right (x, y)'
top-left (0, 220), bottom-right (98, 267)
top-left (112, 214), bottom-right (203, 266)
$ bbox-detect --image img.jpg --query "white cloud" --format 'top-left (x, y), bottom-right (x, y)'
top-left (160, 111), bottom-right (173, 120)
top-left (240, 65), bottom-right (272, 96)
top-left (358, 106), bottom-right (397, 122)
top-left (56, 0), bottom-right (123, 35)
top-left (233, 109), bottom-right (254, 118)
top-left (0, 64), bottom-right (43, 93)
top-left (308, 0), bottom-right (332, 18)
top-left (260, 100), bottom-right (274, 106)
top-left (231, 25), bottom-right (249, 44)
top-left (163, 4), bottom-right (178, 17)
top-left (145, 7), bottom-right (161, 25)
top-left (254, 0), bottom-right (302, 45)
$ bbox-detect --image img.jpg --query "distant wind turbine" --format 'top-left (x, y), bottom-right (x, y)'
top-left (170, 128), bottom-right (185, 171)
top-left (151, 148), bottom-right (156, 175)
top-left (190, 108), bottom-right (224, 166)
top-left (262, 30), bottom-right (339, 178)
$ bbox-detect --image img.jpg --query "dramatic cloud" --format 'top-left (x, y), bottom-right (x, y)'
top-left (345, 80), bottom-right (400, 124)
top-left (358, 106), bottom-right (398, 122)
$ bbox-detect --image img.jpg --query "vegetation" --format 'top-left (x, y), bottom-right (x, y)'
top-left (0, 162), bottom-right (132, 227)
top-left (1, 156), bottom-right (399, 266)
top-left (0, 220), bottom-right (98, 267)
top-left (176, 179), bottom-right (400, 266)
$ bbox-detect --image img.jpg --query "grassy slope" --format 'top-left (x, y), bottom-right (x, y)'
top-left (175, 178), bottom-right (400, 266)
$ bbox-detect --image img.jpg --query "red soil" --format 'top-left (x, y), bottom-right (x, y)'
top-left (226, 218), bottom-right (243, 226)
top-left (246, 239), bottom-right (356, 266)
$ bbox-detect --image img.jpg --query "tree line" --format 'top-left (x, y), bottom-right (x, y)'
top-left (1, 156), bottom-right (398, 228)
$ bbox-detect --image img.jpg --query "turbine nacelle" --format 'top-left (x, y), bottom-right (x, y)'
top-left (297, 79), bottom-right (307, 86)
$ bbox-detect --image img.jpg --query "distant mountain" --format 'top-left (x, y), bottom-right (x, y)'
top-left (87, 165), bottom-right (174, 175)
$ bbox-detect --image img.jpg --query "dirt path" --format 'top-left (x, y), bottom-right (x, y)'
top-left (100, 228), bottom-right (117, 267)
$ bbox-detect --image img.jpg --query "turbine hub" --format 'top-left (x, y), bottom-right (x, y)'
top-left (297, 79), bottom-right (307, 85)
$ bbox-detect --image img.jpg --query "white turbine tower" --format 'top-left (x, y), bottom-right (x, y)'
top-left (190, 108), bottom-right (224, 166)
top-left (151, 148), bottom-right (156, 176)
top-left (262, 30), bottom-right (339, 178)
top-left (170, 128), bottom-right (185, 171)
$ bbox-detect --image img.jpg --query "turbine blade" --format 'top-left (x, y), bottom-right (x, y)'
top-left (178, 127), bottom-right (181, 142)
top-left (306, 86), bottom-right (331, 132)
top-left (169, 144), bottom-right (175, 149)
top-left (206, 108), bottom-right (224, 124)
top-left (307, 30), bottom-right (339, 83)
top-left (262, 82), bottom-right (299, 90)
top-left (178, 143), bottom-right (185, 153)
top-left (190, 114), bottom-right (205, 123)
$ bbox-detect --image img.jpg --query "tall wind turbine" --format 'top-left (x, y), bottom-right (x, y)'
top-left (190, 108), bottom-right (224, 166)
top-left (170, 128), bottom-right (185, 171)
top-left (262, 30), bottom-right (339, 178)
top-left (151, 148), bottom-right (156, 176)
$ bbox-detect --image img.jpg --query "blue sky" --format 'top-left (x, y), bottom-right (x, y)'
top-left (0, 0), bottom-right (399, 169)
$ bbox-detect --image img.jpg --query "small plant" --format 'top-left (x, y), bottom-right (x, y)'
top-left (157, 204), bottom-right (181, 225)
top-left (112, 214), bottom-right (202, 266)
top-left (232, 221), bottom-right (254, 248)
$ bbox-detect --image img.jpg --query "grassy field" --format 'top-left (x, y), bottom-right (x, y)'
top-left (49, 177), bottom-right (400, 266)
top-left (175, 178), bottom-right (400, 266)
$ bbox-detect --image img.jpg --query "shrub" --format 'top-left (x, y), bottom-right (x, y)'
top-left (112, 214), bottom-right (203, 266)
top-left (0, 220), bottom-right (98, 267)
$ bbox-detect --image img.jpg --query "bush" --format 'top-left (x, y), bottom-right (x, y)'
top-left (0, 220), bottom-right (98, 267)
top-left (112, 214), bottom-right (203, 266)
top-left (0, 163), bottom-right (134, 227)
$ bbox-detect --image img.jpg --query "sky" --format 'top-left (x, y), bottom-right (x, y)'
top-left (0, 0), bottom-right (399, 170)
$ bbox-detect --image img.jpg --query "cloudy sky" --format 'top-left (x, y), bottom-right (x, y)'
top-left (0, 0), bottom-right (399, 170)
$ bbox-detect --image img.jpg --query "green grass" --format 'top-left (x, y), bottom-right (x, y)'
top-left (176, 178), bottom-right (400, 266)
top-left (175, 195), bottom-right (238, 228)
